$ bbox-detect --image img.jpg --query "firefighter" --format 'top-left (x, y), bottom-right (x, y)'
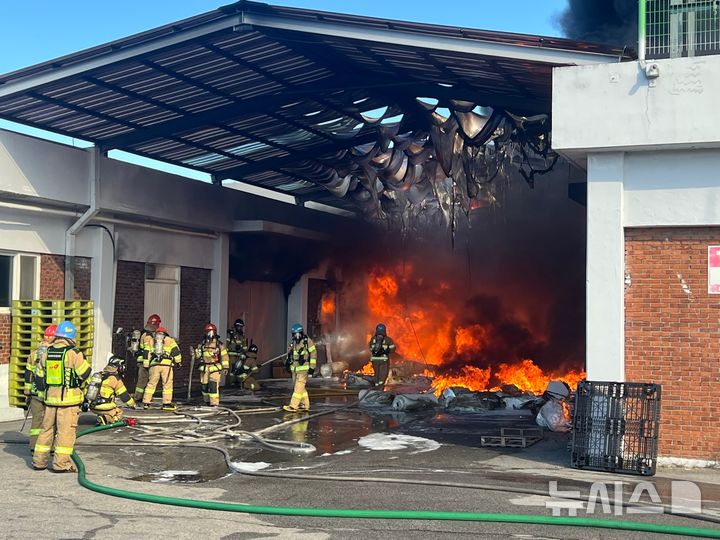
top-left (196, 323), bottom-right (230, 407)
top-left (142, 326), bottom-right (181, 410)
top-left (134, 314), bottom-right (161, 401)
top-left (86, 356), bottom-right (136, 425)
top-left (227, 318), bottom-right (249, 384)
top-left (23, 324), bottom-right (56, 452)
top-left (232, 343), bottom-right (261, 391)
top-left (31, 321), bottom-right (92, 472)
top-left (369, 323), bottom-right (396, 388)
top-left (283, 323), bottom-right (316, 413)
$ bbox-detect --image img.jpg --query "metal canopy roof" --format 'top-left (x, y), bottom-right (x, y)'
top-left (0, 1), bottom-right (629, 210)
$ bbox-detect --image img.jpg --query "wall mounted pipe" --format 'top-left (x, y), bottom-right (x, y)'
top-left (65, 147), bottom-right (101, 299)
top-left (0, 200), bottom-right (218, 239)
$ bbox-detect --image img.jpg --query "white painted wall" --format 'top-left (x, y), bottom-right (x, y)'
top-left (553, 56), bottom-right (720, 155)
top-left (624, 149), bottom-right (720, 227)
top-left (586, 153), bottom-right (626, 381)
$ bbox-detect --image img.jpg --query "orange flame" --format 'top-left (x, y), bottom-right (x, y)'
top-left (364, 266), bottom-right (585, 397)
top-left (321, 293), bottom-right (336, 316)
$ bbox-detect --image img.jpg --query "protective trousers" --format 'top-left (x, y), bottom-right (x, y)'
top-left (28, 396), bottom-right (45, 451)
top-left (92, 406), bottom-right (124, 424)
top-left (289, 371), bottom-right (310, 410)
top-left (134, 365), bottom-right (149, 401)
top-left (242, 375), bottom-right (260, 391)
top-left (372, 359), bottom-right (389, 387)
top-left (201, 370), bottom-right (221, 406)
top-left (32, 405), bottom-right (79, 471)
top-left (143, 365), bottom-right (174, 405)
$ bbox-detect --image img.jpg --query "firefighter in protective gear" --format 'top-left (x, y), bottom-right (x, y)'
top-left (142, 326), bottom-right (181, 410)
top-left (32, 321), bottom-right (91, 472)
top-left (196, 323), bottom-right (230, 407)
top-left (369, 323), bottom-right (396, 388)
top-left (232, 343), bottom-right (261, 391)
top-left (24, 324), bottom-right (56, 451)
top-left (227, 318), bottom-right (249, 381)
top-left (282, 323), bottom-right (317, 413)
top-left (89, 356), bottom-right (136, 425)
top-left (134, 314), bottom-right (160, 401)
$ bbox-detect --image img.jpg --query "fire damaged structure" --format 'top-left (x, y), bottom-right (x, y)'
top-left (0, 1), bottom-right (715, 465)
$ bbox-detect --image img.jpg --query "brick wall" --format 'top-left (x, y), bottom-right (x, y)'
top-left (625, 227), bottom-right (720, 460)
top-left (40, 254), bottom-right (91, 299)
top-left (0, 315), bottom-right (10, 365)
top-left (177, 267), bottom-right (211, 388)
top-left (112, 261), bottom-right (146, 390)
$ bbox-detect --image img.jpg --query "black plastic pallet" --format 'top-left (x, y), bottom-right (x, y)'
top-left (571, 381), bottom-right (661, 476)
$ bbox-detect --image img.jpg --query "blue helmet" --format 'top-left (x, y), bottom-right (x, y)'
top-left (291, 323), bottom-right (304, 335)
top-left (375, 323), bottom-right (387, 336)
top-left (55, 320), bottom-right (78, 340)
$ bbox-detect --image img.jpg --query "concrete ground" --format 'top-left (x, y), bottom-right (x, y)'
top-left (2, 383), bottom-right (720, 539)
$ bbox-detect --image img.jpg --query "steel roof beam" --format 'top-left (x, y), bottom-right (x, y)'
top-left (240, 12), bottom-right (619, 66)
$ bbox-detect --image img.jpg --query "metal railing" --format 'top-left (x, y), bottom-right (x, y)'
top-left (640, 0), bottom-right (720, 59)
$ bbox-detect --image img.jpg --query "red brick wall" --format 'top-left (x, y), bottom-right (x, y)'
top-left (625, 227), bottom-right (720, 459)
top-left (40, 254), bottom-right (91, 299)
top-left (0, 315), bottom-right (10, 365)
top-left (177, 267), bottom-right (211, 387)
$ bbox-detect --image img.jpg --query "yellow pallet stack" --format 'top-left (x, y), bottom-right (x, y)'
top-left (8, 300), bottom-right (94, 408)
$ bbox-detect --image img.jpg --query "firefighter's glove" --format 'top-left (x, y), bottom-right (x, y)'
top-left (81, 401), bottom-right (90, 413)
top-left (297, 356), bottom-right (306, 366)
top-left (308, 368), bottom-right (315, 377)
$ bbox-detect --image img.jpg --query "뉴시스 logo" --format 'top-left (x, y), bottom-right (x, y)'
top-left (546, 480), bottom-right (702, 516)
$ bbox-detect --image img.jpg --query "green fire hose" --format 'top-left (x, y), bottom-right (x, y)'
top-left (72, 423), bottom-right (720, 538)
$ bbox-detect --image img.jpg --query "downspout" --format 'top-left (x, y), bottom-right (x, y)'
top-left (65, 146), bottom-right (101, 299)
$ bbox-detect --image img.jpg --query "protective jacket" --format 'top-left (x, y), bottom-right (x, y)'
top-left (138, 331), bottom-right (155, 368)
top-left (149, 335), bottom-right (182, 367)
top-left (235, 347), bottom-right (259, 378)
top-left (24, 345), bottom-right (49, 399)
top-left (369, 335), bottom-right (396, 361)
top-left (34, 338), bottom-right (91, 407)
top-left (198, 339), bottom-right (230, 373)
top-left (91, 366), bottom-right (136, 410)
top-left (287, 336), bottom-right (317, 374)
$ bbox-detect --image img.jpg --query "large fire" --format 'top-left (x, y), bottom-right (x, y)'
top-left (364, 267), bottom-right (586, 396)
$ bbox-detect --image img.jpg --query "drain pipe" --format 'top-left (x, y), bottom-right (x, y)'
top-left (65, 147), bottom-right (101, 299)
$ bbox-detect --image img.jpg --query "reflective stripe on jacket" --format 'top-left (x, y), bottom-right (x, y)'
top-left (92, 370), bottom-right (135, 411)
top-left (24, 346), bottom-right (47, 399)
top-left (149, 336), bottom-right (181, 366)
top-left (369, 335), bottom-right (396, 361)
top-left (201, 340), bottom-right (230, 373)
top-left (289, 337), bottom-right (317, 373)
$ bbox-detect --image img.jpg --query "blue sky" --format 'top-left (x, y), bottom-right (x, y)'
top-left (0, 1), bottom-right (569, 186)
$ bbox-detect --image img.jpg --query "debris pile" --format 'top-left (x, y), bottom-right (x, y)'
top-left (352, 376), bottom-right (574, 432)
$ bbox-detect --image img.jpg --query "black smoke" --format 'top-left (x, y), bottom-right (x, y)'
top-left (559, 0), bottom-right (638, 47)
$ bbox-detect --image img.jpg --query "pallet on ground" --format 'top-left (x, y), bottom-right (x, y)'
top-left (481, 427), bottom-right (543, 448)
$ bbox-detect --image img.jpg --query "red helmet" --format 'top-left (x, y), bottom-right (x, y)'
top-left (204, 323), bottom-right (217, 339)
top-left (155, 326), bottom-right (168, 335)
top-left (147, 314), bottom-right (161, 326)
top-left (44, 324), bottom-right (58, 338)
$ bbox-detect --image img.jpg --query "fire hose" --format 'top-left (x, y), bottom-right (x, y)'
top-left (71, 422), bottom-right (720, 538)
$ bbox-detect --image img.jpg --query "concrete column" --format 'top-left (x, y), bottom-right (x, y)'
top-left (84, 225), bottom-right (116, 371)
top-left (210, 233), bottom-right (229, 337)
top-left (287, 275), bottom-right (308, 336)
top-left (586, 153), bottom-right (625, 381)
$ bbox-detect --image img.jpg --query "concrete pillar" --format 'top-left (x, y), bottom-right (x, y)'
top-left (287, 275), bottom-right (308, 337)
top-left (84, 225), bottom-right (116, 371)
top-left (210, 233), bottom-right (229, 337)
top-left (586, 153), bottom-right (625, 381)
